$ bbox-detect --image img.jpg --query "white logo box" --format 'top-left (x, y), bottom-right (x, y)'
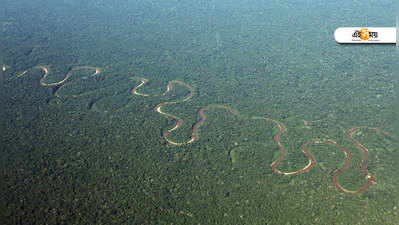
top-left (334, 27), bottom-right (396, 44)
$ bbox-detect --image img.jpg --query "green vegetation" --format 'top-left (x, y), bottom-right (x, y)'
top-left (0, 0), bottom-right (398, 224)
